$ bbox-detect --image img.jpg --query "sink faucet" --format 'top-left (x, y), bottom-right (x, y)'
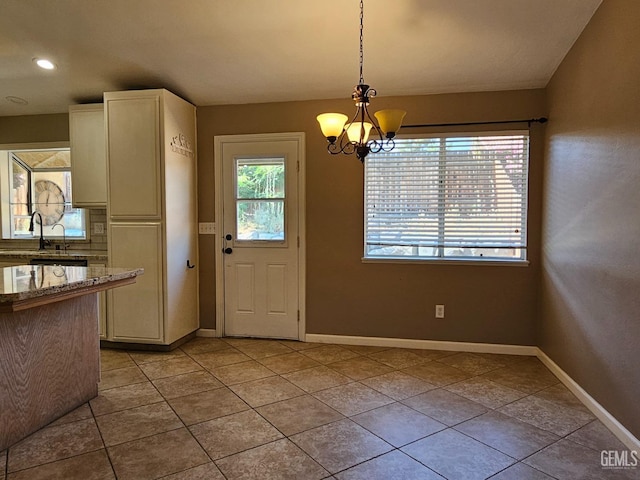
top-left (29, 212), bottom-right (49, 251)
top-left (52, 223), bottom-right (67, 252)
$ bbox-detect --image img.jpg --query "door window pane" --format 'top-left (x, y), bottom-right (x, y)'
top-left (235, 157), bottom-right (285, 241)
top-left (237, 200), bottom-right (284, 240)
top-left (237, 159), bottom-right (285, 199)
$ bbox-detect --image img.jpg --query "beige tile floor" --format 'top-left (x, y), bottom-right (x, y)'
top-left (2, 337), bottom-right (636, 480)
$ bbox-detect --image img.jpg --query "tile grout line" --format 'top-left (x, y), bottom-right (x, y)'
top-left (367, 359), bottom-right (564, 477)
top-left (181, 340), bottom-right (327, 478)
top-left (103, 347), bottom-right (214, 479)
top-left (273, 349), bottom-right (458, 477)
top-left (142, 344), bottom-right (585, 479)
top-left (87, 397), bottom-right (119, 479)
top-left (115, 344), bottom-right (233, 479)
top-left (10, 339), bottom-right (614, 479)
top-left (4, 394), bottom-right (119, 476)
top-left (182, 343), bottom-right (390, 477)
top-left (406, 370), bottom-right (598, 479)
top-left (142, 344), bottom-right (226, 480)
top-left (157, 345), bottom-right (616, 478)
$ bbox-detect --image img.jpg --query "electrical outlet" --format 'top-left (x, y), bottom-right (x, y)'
top-left (93, 223), bottom-right (105, 235)
top-left (435, 304), bottom-right (445, 319)
top-left (198, 222), bottom-right (216, 235)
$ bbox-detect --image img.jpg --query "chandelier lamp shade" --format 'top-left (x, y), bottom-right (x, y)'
top-left (317, 0), bottom-right (406, 162)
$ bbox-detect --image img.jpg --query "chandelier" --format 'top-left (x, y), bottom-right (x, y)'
top-left (317, 0), bottom-right (406, 162)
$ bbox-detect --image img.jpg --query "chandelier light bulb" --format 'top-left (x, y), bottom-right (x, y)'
top-left (317, 113), bottom-right (348, 141)
top-left (374, 109), bottom-right (407, 139)
top-left (345, 122), bottom-right (373, 144)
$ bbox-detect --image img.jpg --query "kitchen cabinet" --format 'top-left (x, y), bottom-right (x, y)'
top-left (69, 104), bottom-right (107, 207)
top-left (106, 97), bottom-right (161, 219)
top-left (108, 223), bottom-right (163, 341)
top-left (104, 89), bottom-right (198, 346)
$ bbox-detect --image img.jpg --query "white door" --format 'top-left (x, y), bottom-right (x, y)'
top-left (216, 134), bottom-right (304, 339)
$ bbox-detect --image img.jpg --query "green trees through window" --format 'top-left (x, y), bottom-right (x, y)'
top-left (236, 159), bottom-right (285, 240)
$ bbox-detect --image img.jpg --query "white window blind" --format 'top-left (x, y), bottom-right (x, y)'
top-left (365, 132), bottom-right (529, 261)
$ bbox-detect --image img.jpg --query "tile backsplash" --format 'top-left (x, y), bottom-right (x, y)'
top-left (88, 208), bottom-right (107, 251)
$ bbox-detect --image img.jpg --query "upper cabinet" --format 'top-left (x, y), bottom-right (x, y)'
top-left (69, 104), bottom-right (107, 207)
top-left (105, 93), bottom-right (162, 219)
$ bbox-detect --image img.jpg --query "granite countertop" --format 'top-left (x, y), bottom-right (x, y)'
top-left (0, 265), bottom-right (143, 303)
top-left (0, 250), bottom-right (108, 261)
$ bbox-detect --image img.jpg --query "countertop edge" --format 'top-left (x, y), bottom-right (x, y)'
top-left (0, 250), bottom-right (108, 261)
top-left (0, 267), bottom-right (143, 305)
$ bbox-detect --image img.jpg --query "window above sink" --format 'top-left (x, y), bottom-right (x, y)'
top-left (0, 143), bottom-right (87, 241)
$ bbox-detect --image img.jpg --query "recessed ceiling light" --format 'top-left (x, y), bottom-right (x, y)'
top-left (5, 96), bottom-right (29, 105)
top-left (34, 58), bottom-right (56, 70)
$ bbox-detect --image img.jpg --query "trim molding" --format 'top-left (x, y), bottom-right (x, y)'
top-left (303, 333), bottom-right (639, 450)
top-left (537, 349), bottom-right (640, 451)
top-left (304, 333), bottom-right (538, 356)
top-left (196, 328), bottom-right (217, 338)
top-left (213, 132), bottom-right (306, 340)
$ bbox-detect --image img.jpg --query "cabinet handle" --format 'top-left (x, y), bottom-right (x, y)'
top-left (186, 260), bottom-right (196, 269)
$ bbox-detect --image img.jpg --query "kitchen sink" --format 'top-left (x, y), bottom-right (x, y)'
top-left (29, 258), bottom-right (88, 267)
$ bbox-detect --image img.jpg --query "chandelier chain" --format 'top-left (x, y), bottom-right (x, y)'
top-left (316, 0), bottom-right (405, 162)
top-left (359, 0), bottom-right (364, 84)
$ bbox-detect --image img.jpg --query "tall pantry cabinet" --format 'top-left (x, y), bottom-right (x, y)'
top-left (104, 89), bottom-right (198, 346)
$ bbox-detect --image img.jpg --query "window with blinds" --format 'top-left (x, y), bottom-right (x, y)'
top-left (365, 132), bottom-right (529, 261)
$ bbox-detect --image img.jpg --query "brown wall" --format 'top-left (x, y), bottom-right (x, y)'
top-left (541, 0), bottom-right (640, 438)
top-left (197, 89), bottom-right (546, 344)
top-left (0, 92), bottom-right (546, 345)
top-left (0, 113), bottom-right (69, 144)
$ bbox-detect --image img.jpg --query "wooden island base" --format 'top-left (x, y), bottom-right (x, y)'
top-left (0, 295), bottom-right (99, 451)
top-left (0, 265), bottom-right (142, 451)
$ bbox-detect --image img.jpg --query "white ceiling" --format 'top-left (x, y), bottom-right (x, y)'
top-left (0, 0), bottom-right (602, 116)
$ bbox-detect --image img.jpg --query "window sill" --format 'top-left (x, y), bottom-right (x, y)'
top-left (362, 256), bottom-right (530, 267)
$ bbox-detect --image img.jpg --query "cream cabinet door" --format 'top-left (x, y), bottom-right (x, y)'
top-left (108, 223), bottom-right (164, 342)
top-left (105, 94), bottom-right (162, 219)
top-left (69, 104), bottom-right (107, 207)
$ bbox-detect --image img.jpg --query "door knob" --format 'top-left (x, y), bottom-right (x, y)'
top-left (224, 247), bottom-right (233, 254)
top-left (225, 234), bottom-right (233, 241)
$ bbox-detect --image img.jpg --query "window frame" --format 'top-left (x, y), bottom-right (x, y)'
top-left (8, 154), bottom-right (32, 238)
top-left (0, 142), bottom-right (88, 241)
top-left (233, 156), bottom-right (287, 244)
top-left (363, 130), bottom-right (530, 266)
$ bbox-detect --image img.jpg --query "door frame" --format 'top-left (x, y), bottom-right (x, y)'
top-left (213, 132), bottom-right (306, 340)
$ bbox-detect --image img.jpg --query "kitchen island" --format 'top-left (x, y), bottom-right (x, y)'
top-left (0, 265), bottom-right (143, 450)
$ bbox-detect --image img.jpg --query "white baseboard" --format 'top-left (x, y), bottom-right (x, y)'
top-left (304, 333), bottom-right (538, 356)
top-left (537, 348), bottom-right (640, 452)
top-left (196, 328), bottom-right (217, 338)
